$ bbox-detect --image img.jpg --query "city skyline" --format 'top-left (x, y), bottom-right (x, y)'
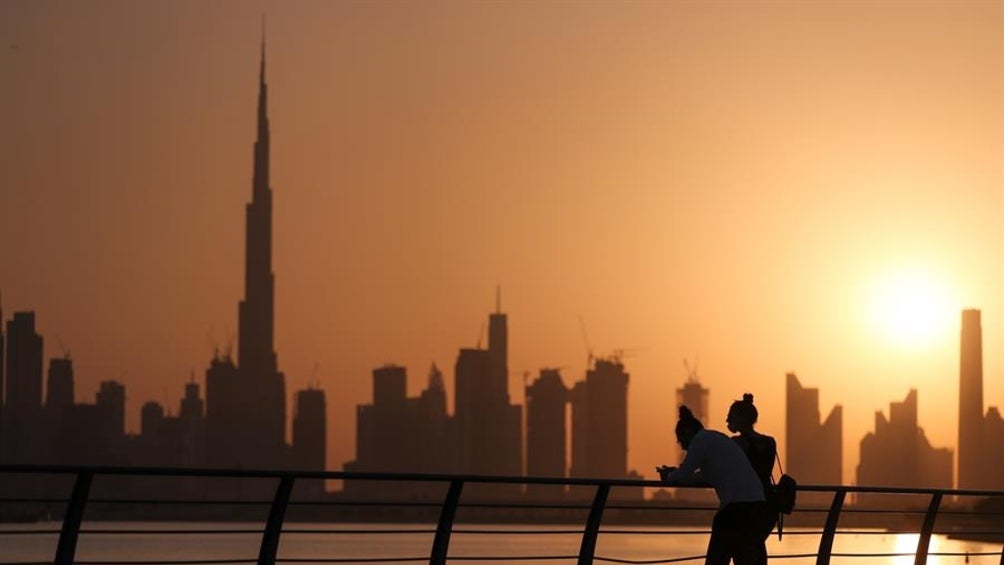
top-left (1, 2), bottom-right (1003, 482)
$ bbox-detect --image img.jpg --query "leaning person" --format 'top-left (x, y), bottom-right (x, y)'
top-left (658, 405), bottom-right (768, 565)
top-left (727, 393), bottom-right (777, 561)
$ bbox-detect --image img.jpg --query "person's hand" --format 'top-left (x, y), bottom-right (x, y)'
top-left (656, 465), bottom-right (677, 483)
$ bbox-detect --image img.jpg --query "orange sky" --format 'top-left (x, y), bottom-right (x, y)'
top-left (1, 1), bottom-right (1002, 485)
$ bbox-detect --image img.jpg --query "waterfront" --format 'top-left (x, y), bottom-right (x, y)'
top-left (2, 522), bottom-right (1002, 564)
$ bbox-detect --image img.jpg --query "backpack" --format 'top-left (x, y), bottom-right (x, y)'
top-left (773, 472), bottom-right (797, 514)
top-left (770, 453), bottom-right (797, 540)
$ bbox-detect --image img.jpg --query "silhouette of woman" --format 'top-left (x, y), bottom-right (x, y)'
top-left (727, 393), bottom-right (777, 563)
top-left (659, 406), bottom-right (766, 565)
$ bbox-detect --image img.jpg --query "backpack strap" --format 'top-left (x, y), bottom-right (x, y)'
top-left (774, 451), bottom-right (784, 541)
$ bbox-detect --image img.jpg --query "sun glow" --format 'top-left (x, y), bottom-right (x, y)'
top-left (867, 269), bottom-right (957, 349)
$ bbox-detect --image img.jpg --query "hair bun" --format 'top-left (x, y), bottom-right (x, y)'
top-left (679, 405), bottom-right (694, 420)
top-left (742, 393), bottom-right (754, 403)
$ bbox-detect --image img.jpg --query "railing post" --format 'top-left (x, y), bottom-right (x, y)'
top-left (815, 489), bottom-right (845, 565)
top-left (914, 492), bottom-right (942, 565)
top-left (430, 479), bottom-right (464, 565)
top-left (578, 483), bottom-right (610, 565)
top-left (54, 470), bottom-right (93, 565)
top-left (258, 476), bottom-right (295, 565)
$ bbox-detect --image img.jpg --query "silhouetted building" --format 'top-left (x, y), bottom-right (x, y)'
top-left (345, 364), bottom-right (452, 498)
top-left (3, 312), bottom-right (43, 463)
top-left (570, 358), bottom-right (629, 485)
top-left (97, 380), bottom-right (126, 439)
top-left (46, 357), bottom-right (74, 412)
top-left (292, 387), bottom-right (326, 496)
top-left (56, 382), bottom-right (131, 466)
top-left (203, 36), bottom-right (288, 473)
top-left (857, 390), bottom-right (952, 506)
top-left (786, 373), bottom-right (842, 501)
top-left (44, 356), bottom-right (75, 463)
top-left (204, 354), bottom-right (242, 468)
top-left (675, 376), bottom-right (709, 467)
top-left (141, 401), bottom-right (165, 438)
top-left (178, 381), bottom-right (205, 466)
top-left (414, 363), bottom-right (452, 475)
top-left (959, 309), bottom-right (984, 490)
top-left (137, 401), bottom-right (181, 466)
top-left (956, 309), bottom-right (1004, 492)
top-left (451, 303), bottom-right (522, 498)
top-left (525, 368), bottom-right (569, 499)
top-left (985, 407), bottom-right (1004, 490)
top-left (233, 38), bottom-right (287, 469)
top-left (0, 301), bottom-right (4, 460)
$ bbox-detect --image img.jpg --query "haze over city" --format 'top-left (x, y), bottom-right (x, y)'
top-left (1, 1), bottom-right (1003, 483)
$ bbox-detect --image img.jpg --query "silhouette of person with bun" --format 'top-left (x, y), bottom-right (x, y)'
top-left (658, 405), bottom-right (767, 565)
top-left (727, 393), bottom-right (777, 563)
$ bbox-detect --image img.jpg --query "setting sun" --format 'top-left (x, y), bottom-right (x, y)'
top-left (867, 269), bottom-right (957, 349)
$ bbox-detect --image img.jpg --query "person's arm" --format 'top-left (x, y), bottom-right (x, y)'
top-left (663, 437), bottom-right (705, 485)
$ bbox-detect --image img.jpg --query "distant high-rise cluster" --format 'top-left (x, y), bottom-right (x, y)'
top-left (345, 301), bottom-right (639, 500)
top-left (0, 39), bottom-right (326, 487)
top-left (856, 389), bottom-right (953, 505)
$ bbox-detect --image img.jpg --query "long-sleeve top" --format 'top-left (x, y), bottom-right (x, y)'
top-left (664, 429), bottom-right (766, 508)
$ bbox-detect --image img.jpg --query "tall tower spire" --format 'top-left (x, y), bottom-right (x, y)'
top-left (235, 33), bottom-right (284, 465)
top-left (240, 30), bottom-right (276, 375)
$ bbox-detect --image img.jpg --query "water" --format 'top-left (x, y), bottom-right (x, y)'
top-left (1, 522), bottom-right (1000, 564)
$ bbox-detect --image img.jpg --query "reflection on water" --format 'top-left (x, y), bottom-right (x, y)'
top-left (1, 523), bottom-right (1000, 564)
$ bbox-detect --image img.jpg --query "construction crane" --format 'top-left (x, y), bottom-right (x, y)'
top-left (55, 336), bottom-right (71, 360)
top-left (683, 356), bottom-right (700, 382)
top-left (578, 315), bottom-right (594, 369)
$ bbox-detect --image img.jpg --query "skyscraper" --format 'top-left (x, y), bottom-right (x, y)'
top-left (452, 301), bottom-right (522, 498)
top-left (785, 373), bottom-right (842, 501)
top-left (959, 309), bottom-right (984, 490)
top-left (570, 358), bottom-right (629, 481)
top-left (46, 356), bottom-right (74, 411)
top-left (675, 375), bottom-right (709, 465)
top-left (525, 368), bottom-right (569, 499)
top-left (488, 288), bottom-right (509, 405)
top-left (292, 387), bottom-right (327, 496)
top-left (235, 35), bottom-right (287, 467)
top-left (205, 36), bottom-right (287, 470)
top-left (3, 312), bottom-right (43, 463)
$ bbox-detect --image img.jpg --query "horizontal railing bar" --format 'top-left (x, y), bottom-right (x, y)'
top-left (86, 498), bottom-right (271, 505)
top-left (0, 497), bottom-right (69, 503)
top-left (276, 558), bottom-right (428, 563)
top-left (594, 555), bottom-right (705, 563)
top-left (638, 505), bottom-right (719, 512)
top-left (76, 529), bottom-right (264, 535)
top-left (72, 560), bottom-right (256, 565)
top-left (606, 504), bottom-right (715, 511)
top-left (933, 529), bottom-right (1004, 535)
top-left (839, 508), bottom-right (929, 514)
top-left (293, 500), bottom-right (442, 508)
top-left (452, 528), bottom-right (580, 534)
top-left (599, 529), bottom-right (710, 535)
top-left (455, 502), bottom-right (588, 509)
top-left (412, 558), bottom-right (577, 562)
top-left (8, 464), bottom-right (1004, 497)
top-left (281, 528), bottom-right (435, 534)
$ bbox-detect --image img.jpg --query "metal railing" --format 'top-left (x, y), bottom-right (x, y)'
top-left (2, 464), bottom-right (1004, 565)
